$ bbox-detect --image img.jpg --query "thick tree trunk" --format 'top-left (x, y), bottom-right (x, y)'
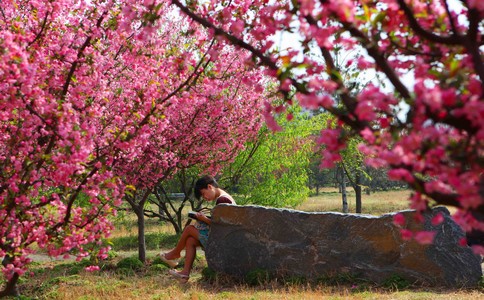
top-left (0, 256), bottom-right (20, 297)
top-left (136, 208), bottom-right (147, 264)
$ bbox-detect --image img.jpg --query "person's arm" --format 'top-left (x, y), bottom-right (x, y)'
top-left (195, 212), bottom-right (211, 225)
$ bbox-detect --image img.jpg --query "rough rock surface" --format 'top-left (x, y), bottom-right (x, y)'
top-left (206, 205), bottom-right (482, 287)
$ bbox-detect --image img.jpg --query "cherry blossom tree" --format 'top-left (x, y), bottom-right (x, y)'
top-left (0, 0), bottom-right (263, 295)
top-left (117, 43), bottom-right (264, 263)
top-left (171, 0), bottom-right (484, 252)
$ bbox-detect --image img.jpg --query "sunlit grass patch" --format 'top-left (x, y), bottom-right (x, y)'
top-left (297, 189), bottom-right (412, 215)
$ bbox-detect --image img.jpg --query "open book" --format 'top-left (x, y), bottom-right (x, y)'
top-left (188, 209), bottom-right (212, 221)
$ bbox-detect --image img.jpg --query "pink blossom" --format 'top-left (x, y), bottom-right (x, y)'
top-left (85, 265), bottom-right (100, 272)
top-left (471, 245), bottom-right (484, 255)
top-left (355, 101), bottom-right (375, 121)
top-left (413, 212), bottom-right (425, 223)
top-left (400, 229), bottom-right (413, 241)
top-left (280, 79), bottom-right (292, 91)
top-left (298, 94), bottom-right (333, 109)
top-left (230, 19), bottom-right (245, 35)
top-left (424, 180), bottom-right (453, 195)
top-left (357, 56), bottom-right (373, 69)
top-left (360, 128), bottom-right (375, 144)
top-left (414, 231), bottom-right (436, 245)
top-left (467, 0), bottom-right (484, 12)
top-left (320, 150), bottom-right (341, 168)
top-left (409, 194), bottom-right (428, 212)
top-left (393, 213), bottom-right (406, 227)
top-left (299, 0), bottom-right (315, 15)
top-left (311, 26), bottom-right (334, 49)
top-left (264, 113), bottom-right (282, 132)
top-left (328, 0), bottom-right (355, 22)
top-left (388, 168), bottom-right (414, 183)
top-left (431, 213), bottom-right (444, 226)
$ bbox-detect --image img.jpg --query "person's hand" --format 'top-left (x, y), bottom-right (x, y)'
top-left (195, 211), bottom-right (211, 224)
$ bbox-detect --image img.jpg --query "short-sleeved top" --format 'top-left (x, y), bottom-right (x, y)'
top-left (215, 193), bottom-right (236, 205)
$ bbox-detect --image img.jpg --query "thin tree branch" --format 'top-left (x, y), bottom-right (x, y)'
top-left (395, 0), bottom-right (465, 45)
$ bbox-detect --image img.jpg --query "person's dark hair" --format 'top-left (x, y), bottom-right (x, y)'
top-left (194, 175), bottom-right (219, 200)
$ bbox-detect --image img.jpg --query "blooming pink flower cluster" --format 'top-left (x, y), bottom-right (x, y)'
top-left (0, 0), bottom-right (264, 288)
top-left (171, 0), bottom-right (484, 254)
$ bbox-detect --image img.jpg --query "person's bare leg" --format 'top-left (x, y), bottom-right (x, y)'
top-left (164, 225), bottom-right (199, 260)
top-left (179, 237), bottom-right (201, 276)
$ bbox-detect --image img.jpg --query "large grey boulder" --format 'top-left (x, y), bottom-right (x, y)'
top-left (205, 205), bottom-right (482, 287)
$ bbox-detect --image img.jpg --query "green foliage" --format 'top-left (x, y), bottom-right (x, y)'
top-left (116, 257), bottom-right (144, 271)
top-left (382, 274), bottom-right (411, 290)
top-left (106, 250), bottom-right (118, 260)
top-left (227, 107), bottom-right (326, 208)
top-left (201, 267), bottom-right (217, 283)
top-left (149, 263), bottom-right (169, 272)
top-left (244, 268), bottom-right (271, 286)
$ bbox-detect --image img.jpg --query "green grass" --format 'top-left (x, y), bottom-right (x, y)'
top-left (110, 232), bottom-right (180, 251)
top-left (296, 188), bottom-right (412, 215)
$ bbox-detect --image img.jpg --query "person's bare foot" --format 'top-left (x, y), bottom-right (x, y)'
top-left (159, 253), bottom-right (179, 268)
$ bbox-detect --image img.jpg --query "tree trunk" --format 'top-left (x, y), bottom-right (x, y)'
top-left (355, 172), bottom-right (362, 214)
top-left (136, 207), bottom-right (147, 264)
top-left (341, 172), bottom-right (348, 213)
top-left (0, 256), bottom-right (20, 297)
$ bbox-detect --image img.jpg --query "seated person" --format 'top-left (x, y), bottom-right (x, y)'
top-left (160, 175), bottom-right (235, 283)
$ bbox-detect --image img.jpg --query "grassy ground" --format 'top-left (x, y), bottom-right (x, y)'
top-left (5, 189), bottom-right (484, 299)
top-left (296, 188), bottom-right (413, 214)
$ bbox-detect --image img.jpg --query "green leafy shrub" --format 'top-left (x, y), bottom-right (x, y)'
top-left (149, 264), bottom-right (169, 272)
top-left (201, 267), bottom-right (217, 283)
top-left (382, 274), bottom-right (410, 290)
top-left (116, 257), bottom-right (144, 271)
top-left (245, 269), bottom-right (271, 286)
top-left (107, 250), bottom-right (118, 260)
